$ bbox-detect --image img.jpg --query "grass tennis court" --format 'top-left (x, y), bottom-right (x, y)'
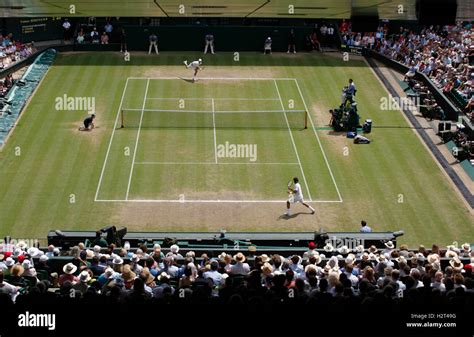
top-left (95, 77), bottom-right (340, 202)
top-left (0, 51), bottom-right (472, 246)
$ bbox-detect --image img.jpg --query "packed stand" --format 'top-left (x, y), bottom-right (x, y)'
top-left (339, 19), bottom-right (386, 49)
top-left (0, 33), bottom-right (36, 70)
top-left (374, 22), bottom-right (474, 122)
top-left (1, 237), bottom-right (473, 324)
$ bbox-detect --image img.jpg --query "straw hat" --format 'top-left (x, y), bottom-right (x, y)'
top-left (376, 255), bottom-right (387, 264)
top-left (355, 245), bottom-right (364, 253)
top-left (248, 245), bottom-right (257, 253)
top-left (140, 268), bottom-right (155, 284)
top-left (234, 252), bottom-right (246, 263)
top-left (63, 263), bottom-right (77, 275)
top-left (427, 254), bottom-right (440, 264)
top-left (112, 256), bottom-right (123, 265)
top-left (368, 246), bottom-right (378, 254)
top-left (449, 256), bottom-right (463, 269)
top-left (396, 256), bottom-right (407, 264)
top-left (337, 245), bottom-right (350, 255)
top-left (260, 254), bottom-right (270, 263)
top-left (262, 262), bottom-right (274, 275)
top-left (157, 272), bottom-right (170, 281)
top-left (79, 270), bottom-right (91, 283)
top-left (384, 241), bottom-right (395, 249)
top-left (461, 243), bottom-right (471, 252)
top-left (445, 250), bottom-right (458, 258)
top-left (16, 241), bottom-right (27, 250)
top-left (122, 265), bottom-right (136, 282)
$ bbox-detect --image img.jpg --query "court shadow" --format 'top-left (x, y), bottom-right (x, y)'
top-left (277, 211), bottom-right (313, 220)
top-left (179, 77), bottom-right (194, 83)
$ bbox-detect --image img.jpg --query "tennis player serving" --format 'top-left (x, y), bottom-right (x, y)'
top-left (183, 58), bottom-right (203, 83)
top-left (286, 177), bottom-right (315, 216)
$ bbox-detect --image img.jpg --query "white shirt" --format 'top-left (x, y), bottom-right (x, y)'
top-left (189, 60), bottom-right (201, 69)
top-left (294, 182), bottom-right (303, 199)
top-left (203, 270), bottom-right (222, 286)
top-left (229, 262), bottom-right (250, 275)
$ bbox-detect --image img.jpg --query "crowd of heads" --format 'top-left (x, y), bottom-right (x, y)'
top-left (0, 33), bottom-right (35, 70)
top-left (1, 237), bottom-right (473, 310)
top-left (375, 22), bottom-right (474, 119)
top-left (339, 20), bottom-right (388, 49)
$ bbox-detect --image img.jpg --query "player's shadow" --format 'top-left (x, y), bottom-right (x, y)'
top-left (179, 77), bottom-right (194, 83)
top-left (278, 212), bottom-right (312, 220)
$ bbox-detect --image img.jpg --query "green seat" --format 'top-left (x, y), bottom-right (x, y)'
top-left (37, 269), bottom-right (50, 282)
top-left (398, 80), bottom-right (411, 92)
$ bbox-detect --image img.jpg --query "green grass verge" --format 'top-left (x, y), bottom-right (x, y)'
top-left (0, 51), bottom-right (472, 247)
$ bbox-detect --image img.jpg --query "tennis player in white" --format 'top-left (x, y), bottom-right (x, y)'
top-left (183, 58), bottom-right (202, 82)
top-left (286, 177), bottom-right (315, 216)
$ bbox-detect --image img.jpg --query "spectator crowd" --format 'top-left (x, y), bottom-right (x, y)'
top-left (0, 33), bottom-right (35, 70)
top-left (374, 22), bottom-right (474, 122)
top-left (0, 236), bottom-right (473, 336)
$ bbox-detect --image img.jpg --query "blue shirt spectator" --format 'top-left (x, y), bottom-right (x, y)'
top-left (360, 220), bottom-right (372, 232)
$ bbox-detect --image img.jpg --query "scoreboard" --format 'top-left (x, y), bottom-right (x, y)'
top-left (5, 18), bottom-right (64, 42)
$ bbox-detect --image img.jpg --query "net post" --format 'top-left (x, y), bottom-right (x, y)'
top-left (304, 110), bottom-right (308, 129)
top-left (120, 109), bottom-right (124, 128)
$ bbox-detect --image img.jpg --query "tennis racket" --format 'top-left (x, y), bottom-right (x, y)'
top-left (287, 179), bottom-right (294, 192)
top-left (287, 179), bottom-right (295, 203)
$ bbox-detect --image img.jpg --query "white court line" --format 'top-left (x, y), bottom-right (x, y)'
top-left (96, 77), bottom-right (342, 204)
top-left (125, 78), bottom-right (150, 200)
top-left (122, 108), bottom-right (305, 113)
top-left (134, 162), bottom-right (300, 165)
top-left (146, 97), bottom-right (280, 101)
top-left (273, 79), bottom-right (312, 201)
top-left (211, 98), bottom-right (217, 163)
top-left (95, 199), bottom-right (343, 203)
top-left (94, 77), bottom-right (130, 201)
top-left (294, 79), bottom-right (343, 202)
top-left (127, 76), bottom-right (297, 81)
